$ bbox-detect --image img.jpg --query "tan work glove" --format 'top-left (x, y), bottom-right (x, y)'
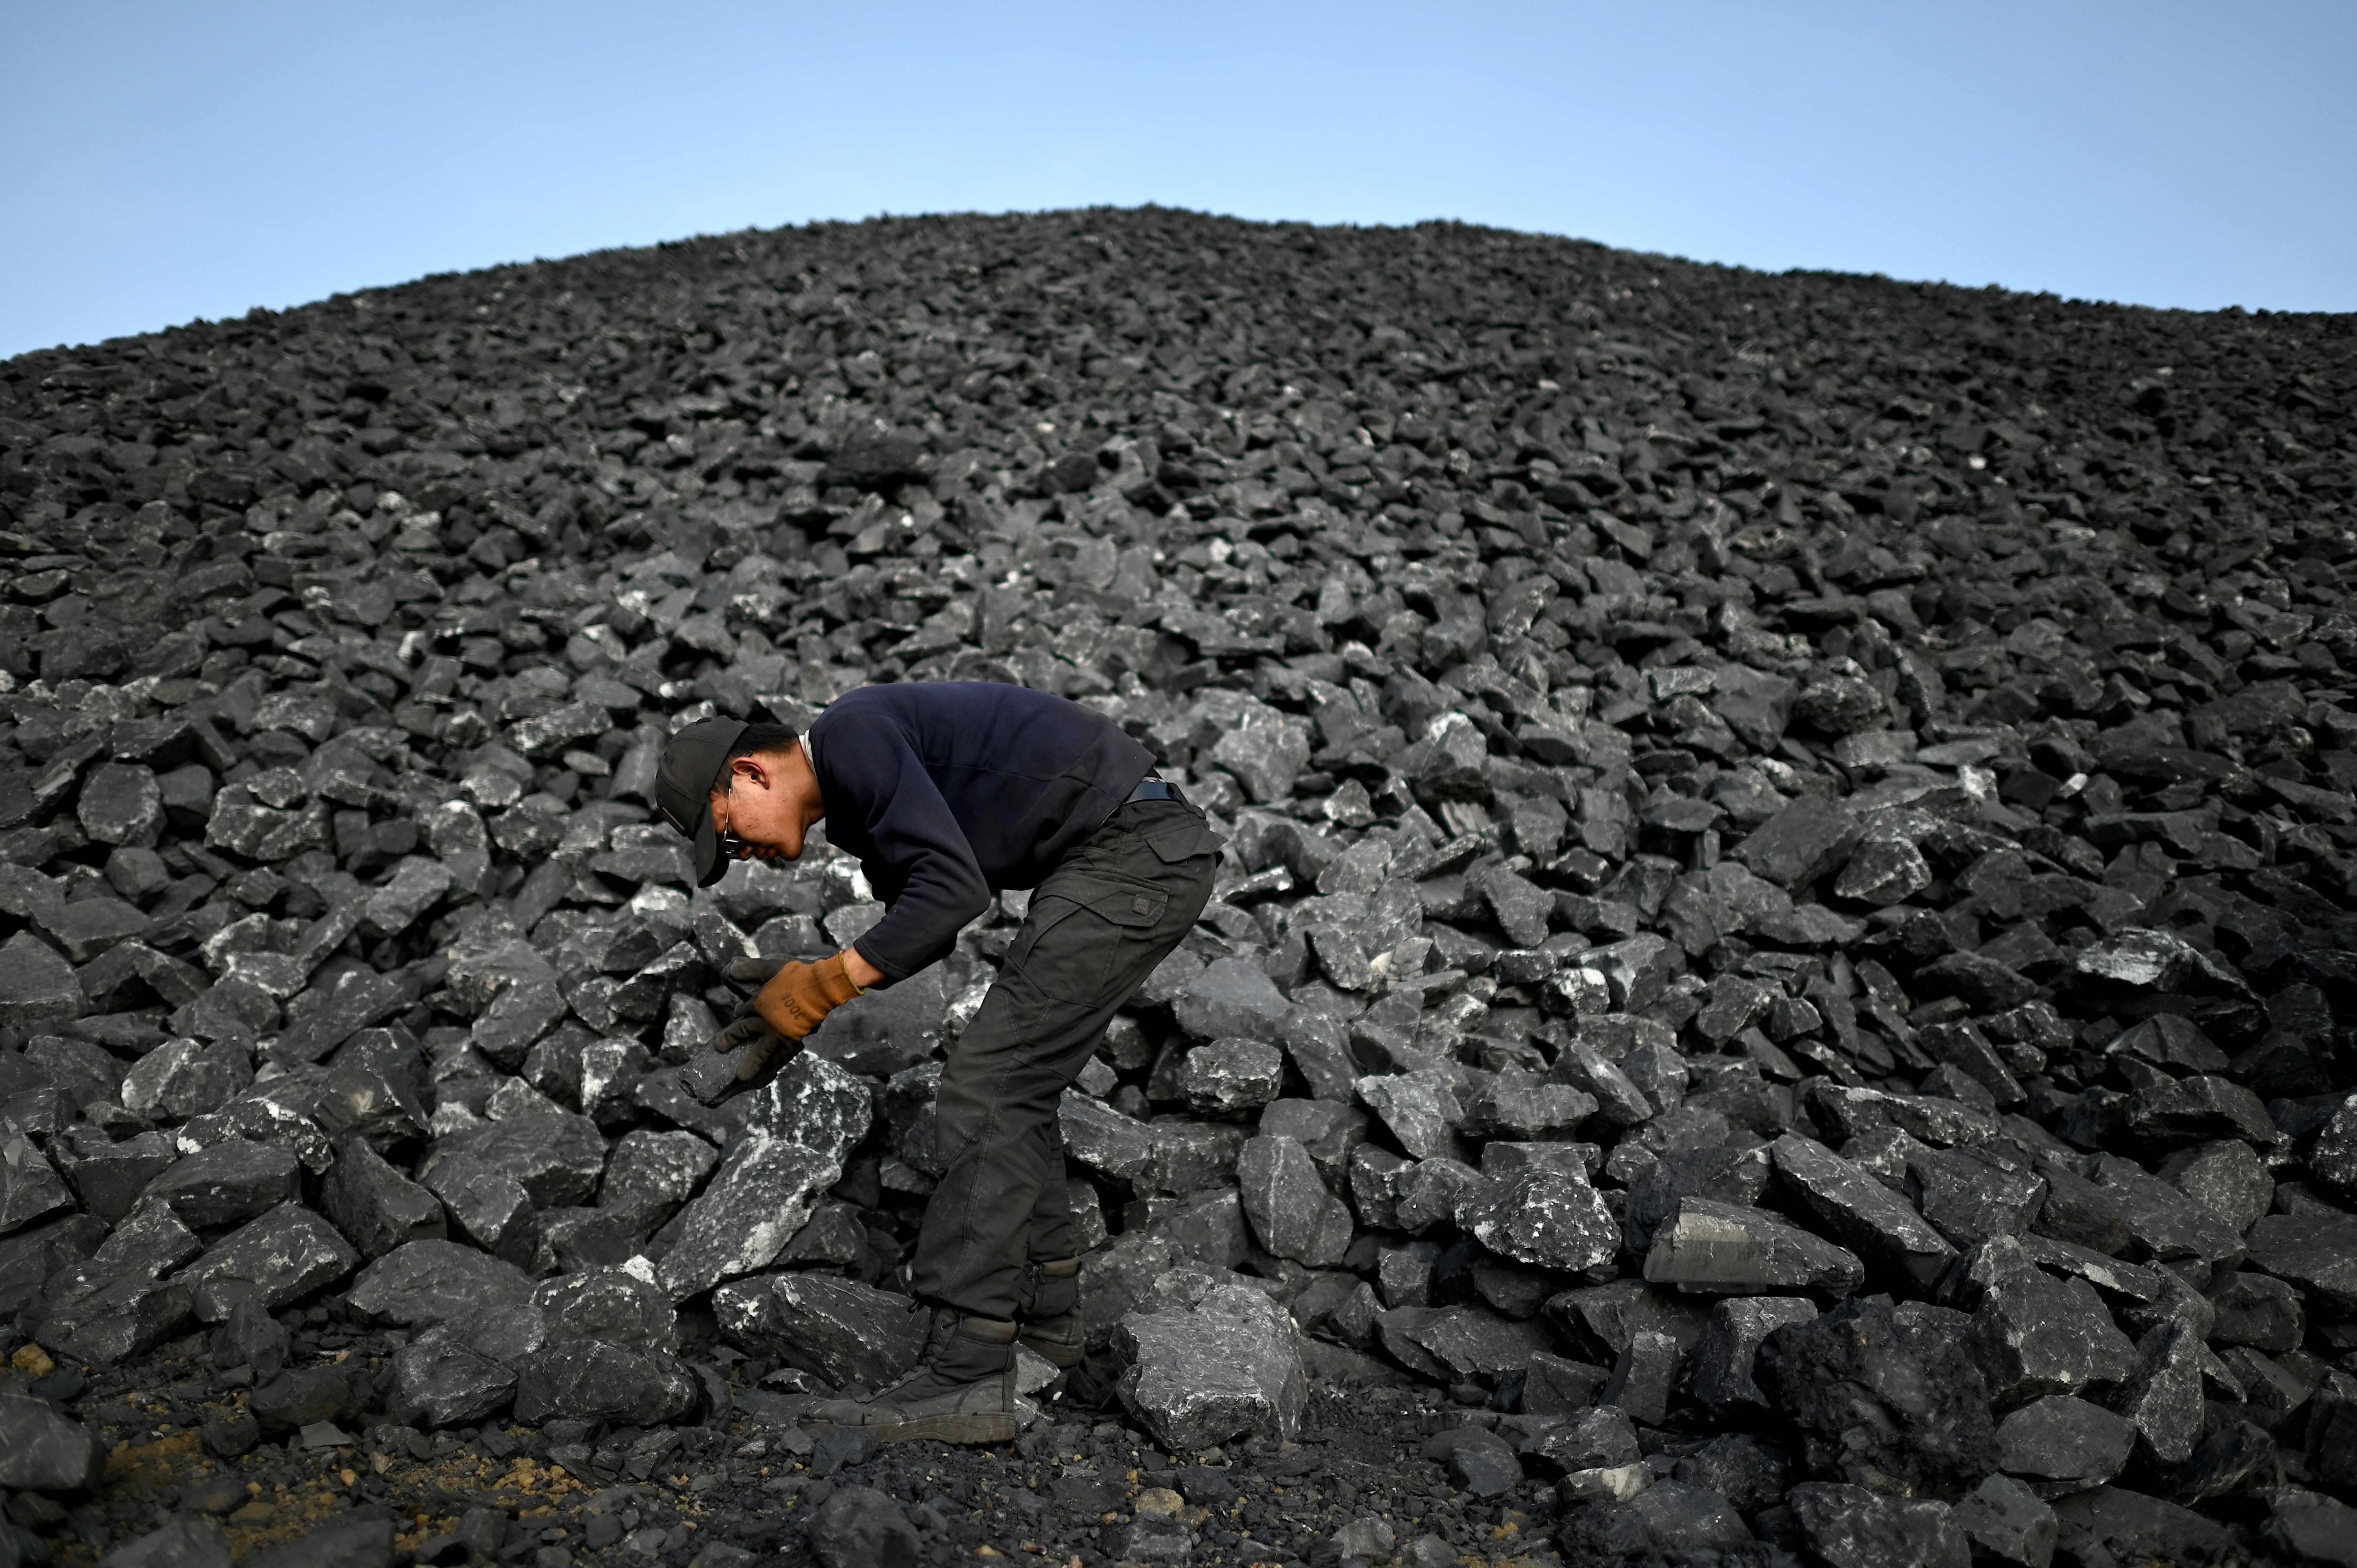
top-left (753, 951), bottom-right (864, 1042)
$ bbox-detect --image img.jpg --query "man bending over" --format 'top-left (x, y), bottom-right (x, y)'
top-left (654, 682), bottom-right (1217, 1444)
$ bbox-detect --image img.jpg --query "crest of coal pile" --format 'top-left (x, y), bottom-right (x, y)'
top-left (0, 207), bottom-right (2354, 1568)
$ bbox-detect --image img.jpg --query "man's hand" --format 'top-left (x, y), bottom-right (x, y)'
top-left (753, 951), bottom-right (865, 1040)
top-left (712, 1011), bottom-right (798, 1083)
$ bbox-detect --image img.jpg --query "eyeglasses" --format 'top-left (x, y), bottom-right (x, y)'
top-left (716, 827), bottom-right (749, 862)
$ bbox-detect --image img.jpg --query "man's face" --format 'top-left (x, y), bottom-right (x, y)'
top-left (709, 751), bottom-right (808, 863)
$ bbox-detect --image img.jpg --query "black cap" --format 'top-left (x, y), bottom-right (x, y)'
top-left (655, 716), bottom-right (747, 888)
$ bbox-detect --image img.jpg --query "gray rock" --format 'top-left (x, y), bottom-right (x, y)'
top-left (1173, 957), bottom-right (1293, 1043)
top-left (2123, 1074), bottom-right (2275, 1151)
top-left (1526, 1404), bottom-right (1642, 1481)
top-left (1116, 1271), bottom-right (1307, 1450)
top-left (51, 1129), bottom-right (176, 1224)
top-left (2110, 1319), bottom-right (2206, 1467)
top-left (321, 1135), bottom-right (445, 1257)
top-left (419, 1105), bottom-right (607, 1208)
top-left (1600, 1329), bottom-right (1680, 1425)
top-left (1731, 797), bottom-right (1862, 888)
top-left (391, 1321), bottom-right (521, 1428)
top-left (179, 1203), bottom-right (359, 1321)
top-left (806, 964), bottom-right (951, 1078)
top-left (1692, 1296), bottom-right (1818, 1414)
top-left (1908, 1143), bottom-right (2049, 1248)
top-left (1460, 1065), bottom-right (1595, 1139)
top-left (27, 1264), bottom-right (192, 1364)
top-left (1463, 1168), bottom-right (1619, 1278)
top-left (1472, 863), bottom-right (1553, 948)
top-left (358, 856), bottom-right (452, 940)
top-left (804, 1485), bottom-right (921, 1568)
top-left (737, 1051), bottom-right (872, 1165)
top-left (0, 933), bottom-right (82, 1029)
top-left (1438, 1425), bottom-right (1520, 1498)
top-left (2208, 1269), bottom-right (2303, 1352)
top-left (656, 1136), bottom-right (838, 1299)
top-left (1392, 1157), bottom-right (1486, 1235)
top-left (2308, 1092), bottom-right (2357, 1205)
top-left (0, 1132), bottom-right (73, 1235)
top-left (91, 1200), bottom-right (201, 1279)
top-left (147, 1139), bottom-right (302, 1230)
top-left (1211, 701), bottom-right (1313, 803)
top-left (1551, 1040), bottom-right (1654, 1127)
top-left (119, 1037), bottom-right (251, 1124)
top-left (1235, 1134), bottom-right (1353, 1266)
top-left (512, 1338), bottom-right (696, 1426)
top-left (421, 1155), bottom-right (536, 1268)
top-left (1833, 834), bottom-right (1932, 906)
top-left (0, 1390), bottom-right (102, 1489)
top-left (536, 1266), bottom-right (676, 1351)
top-left (345, 1238), bottom-right (535, 1327)
top-left (2072, 927), bottom-right (2244, 995)
top-left (711, 1272), bottom-right (928, 1386)
top-left (1996, 1395), bottom-right (2135, 1497)
top-left (1381, 1303), bottom-right (1550, 1383)
top-left (1756, 1298), bottom-right (1999, 1498)
top-left (1966, 1270), bottom-right (2138, 1403)
top-left (2158, 1139), bottom-right (2273, 1234)
top-left (1769, 1132), bottom-right (1955, 1290)
top-left (2247, 1209), bottom-right (2357, 1315)
top-left (1951, 1473), bottom-right (2057, 1568)
top-left (597, 1128), bottom-right (719, 1237)
top-left (1785, 1483), bottom-right (1970, 1568)
top-left (1555, 1479), bottom-right (1754, 1562)
top-left (1180, 1037), bottom-right (1284, 1116)
top-left (1643, 1196), bottom-right (1864, 1298)
top-left (1060, 1089), bottom-right (1155, 1184)
top-left (1256, 1098), bottom-right (1369, 1182)
top-left (1355, 1070), bottom-right (1464, 1161)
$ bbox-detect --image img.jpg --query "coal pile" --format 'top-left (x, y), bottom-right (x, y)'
top-left (0, 206), bottom-right (2354, 1567)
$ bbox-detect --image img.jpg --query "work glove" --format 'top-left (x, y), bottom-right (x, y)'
top-left (721, 952), bottom-right (787, 990)
top-left (712, 1011), bottom-right (799, 1084)
top-left (752, 951), bottom-right (865, 1042)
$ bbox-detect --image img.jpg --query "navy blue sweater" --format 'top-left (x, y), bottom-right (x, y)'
top-left (808, 682), bottom-right (1155, 982)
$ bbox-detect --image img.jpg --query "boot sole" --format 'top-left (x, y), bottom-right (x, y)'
top-left (865, 1411), bottom-right (1023, 1445)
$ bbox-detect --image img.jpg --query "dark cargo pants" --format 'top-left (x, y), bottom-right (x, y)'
top-left (908, 796), bottom-right (1218, 1322)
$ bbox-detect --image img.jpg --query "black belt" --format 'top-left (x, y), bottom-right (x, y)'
top-left (1125, 776), bottom-right (1187, 806)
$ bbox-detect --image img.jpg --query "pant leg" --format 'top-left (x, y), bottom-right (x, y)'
top-left (909, 799), bottom-right (1215, 1321)
top-left (1027, 1139), bottom-right (1075, 1268)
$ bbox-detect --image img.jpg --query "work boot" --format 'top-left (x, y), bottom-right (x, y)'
top-left (1018, 1258), bottom-right (1084, 1369)
top-left (804, 1311), bottom-right (1026, 1445)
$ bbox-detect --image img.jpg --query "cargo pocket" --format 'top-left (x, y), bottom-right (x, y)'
top-left (1010, 872), bottom-right (1171, 1006)
top-left (1143, 815), bottom-right (1224, 864)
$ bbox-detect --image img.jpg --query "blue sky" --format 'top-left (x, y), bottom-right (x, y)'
top-left (4, 1), bottom-right (2352, 358)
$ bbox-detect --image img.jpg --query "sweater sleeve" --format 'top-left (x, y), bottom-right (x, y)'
top-left (824, 717), bottom-right (993, 984)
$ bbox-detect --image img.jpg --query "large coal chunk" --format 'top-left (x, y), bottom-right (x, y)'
top-left (345, 1239), bottom-right (534, 1327)
top-left (0, 1391), bottom-right (103, 1490)
top-left (178, 1203), bottom-right (359, 1321)
top-left (146, 1140), bottom-right (303, 1230)
top-left (1756, 1298), bottom-right (1999, 1499)
top-left (1785, 1483), bottom-right (1970, 1568)
top-left (1115, 1269), bottom-right (1307, 1451)
top-left (1965, 1269), bottom-right (2138, 1404)
top-left (711, 1272), bottom-right (927, 1386)
top-left (655, 1136), bottom-right (838, 1299)
top-left (511, 1338), bottom-right (697, 1426)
